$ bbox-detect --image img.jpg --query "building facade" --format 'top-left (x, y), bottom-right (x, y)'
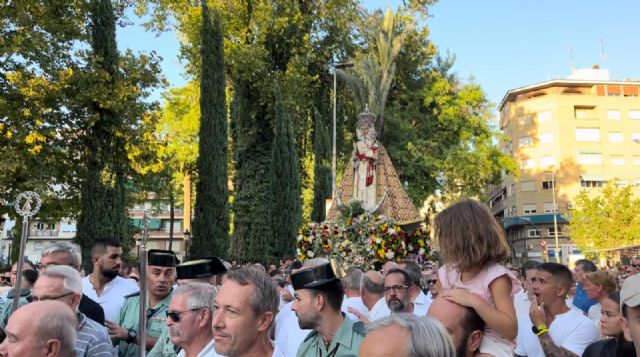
top-left (489, 67), bottom-right (640, 265)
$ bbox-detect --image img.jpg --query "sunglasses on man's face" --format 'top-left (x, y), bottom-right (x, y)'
top-left (166, 307), bottom-right (205, 322)
top-left (632, 264), bottom-right (640, 268)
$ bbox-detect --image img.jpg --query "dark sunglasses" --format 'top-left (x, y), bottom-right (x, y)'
top-left (166, 307), bottom-right (206, 322)
top-left (27, 291), bottom-right (74, 303)
top-left (632, 264), bottom-right (640, 268)
top-left (426, 279), bottom-right (437, 285)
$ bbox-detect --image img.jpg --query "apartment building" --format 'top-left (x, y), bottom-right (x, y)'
top-left (488, 67), bottom-right (640, 265)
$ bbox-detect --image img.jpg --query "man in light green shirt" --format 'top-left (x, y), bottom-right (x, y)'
top-left (106, 250), bottom-right (178, 357)
top-left (292, 261), bottom-right (366, 357)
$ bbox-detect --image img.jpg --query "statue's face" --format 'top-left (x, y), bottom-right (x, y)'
top-left (357, 124), bottom-right (376, 143)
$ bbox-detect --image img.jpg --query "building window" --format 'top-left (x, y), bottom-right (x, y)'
top-left (538, 111), bottom-right (552, 122)
top-left (521, 181), bottom-right (535, 192)
top-left (632, 133), bottom-right (640, 143)
top-left (630, 110), bottom-right (640, 120)
top-left (611, 156), bottom-right (625, 166)
top-left (518, 136), bottom-right (533, 147)
top-left (607, 110), bottom-right (621, 120)
top-left (521, 159), bottom-right (535, 169)
top-left (36, 222), bottom-right (44, 230)
top-left (575, 106), bottom-right (595, 119)
top-left (540, 156), bottom-right (556, 167)
top-left (527, 229), bottom-right (541, 237)
top-left (543, 202), bottom-right (557, 213)
top-left (575, 128), bottom-right (600, 142)
top-left (548, 226), bottom-right (563, 236)
top-left (577, 153), bottom-right (602, 165)
top-left (523, 204), bottom-right (537, 214)
top-left (47, 223), bottom-right (55, 230)
top-left (542, 180), bottom-right (555, 190)
top-left (581, 179), bottom-right (606, 188)
top-left (609, 132), bottom-right (623, 143)
top-left (539, 132), bottom-right (554, 144)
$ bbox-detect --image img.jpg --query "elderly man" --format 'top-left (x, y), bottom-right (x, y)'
top-left (0, 300), bottom-right (77, 357)
top-left (428, 297), bottom-right (484, 357)
top-left (359, 313), bottom-right (456, 356)
top-left (0, 263), bottom-right (37, 328)
top-left (107, 250), bottom-right (177, 357)
top-left (341, 267), bottom-right (368, 320)
top-left (518, 262), bottom-right (598, 357)
top-left (33, 266), bottom-right (113, 357)
top-left (292, 262), bottom-right (365, 357)
top-left (82, 239), bottom-right (139, 322)
top-left (630, 256), bottom-right (640, 276)
top-left (383, 268), bottom-right (414, 314)
top-left (212, 267), bottom-right (282, 356)
top-left (148, 257), bottom-right (228, 357)
top-left (166, 283), bottom-right (221, 357)
top-left (621, 273), bottom-right (640, 356)
top-left (40, 242), bottom-right (105, 324)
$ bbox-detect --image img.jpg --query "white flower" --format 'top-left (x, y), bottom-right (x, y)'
top-left (408, 244), bottom-right (414, 251)
top-left (389, 228), bottom-right (396, 235)
top-left (385, 251), bottom-right (395, 259)
top-left (419, 248), bottom-right (425, 255)
top-left (376, 238), bottom-right (382, 244)
top-left (296, 248), bottom-right (301, 256)
top-left (307, 250), bottom-right (315, 258)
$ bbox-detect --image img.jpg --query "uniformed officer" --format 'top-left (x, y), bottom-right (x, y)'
top-left (292, 261), bottom-right (366, 357)
top-left (106, 249), bottom-right (178, 357)
top-left (148, 257), bottom-right (227, 357)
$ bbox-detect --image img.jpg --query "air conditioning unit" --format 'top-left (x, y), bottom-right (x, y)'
top-left (566, 202), bottom-right (576, 210)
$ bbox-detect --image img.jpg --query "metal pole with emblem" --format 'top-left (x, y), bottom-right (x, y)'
top-left (11, 191), bottom-right (42, 314)
top-left (138, 211), bottom-right (150, 357)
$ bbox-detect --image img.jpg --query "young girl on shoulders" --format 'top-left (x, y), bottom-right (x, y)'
top-left (435, 198), bottom-right (521, 357)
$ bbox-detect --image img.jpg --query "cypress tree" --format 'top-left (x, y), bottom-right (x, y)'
top-left (76, 0), bottom-right (129, 271)
top-left (311, 109), bottom-right (331, 222)
top-left (269, 87), bottom-right (302, 260)
top-left (191, 0), bottom-right (229, 257)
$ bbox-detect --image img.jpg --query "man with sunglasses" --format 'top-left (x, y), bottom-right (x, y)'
top-left (630, 255), bottom-right (640, 276)
top-left (32, 265), bottom-right (114, 357)
top-left (166, 283), bottom-right (222, 357)
top-left (107, 250), bottom-right (177, 357)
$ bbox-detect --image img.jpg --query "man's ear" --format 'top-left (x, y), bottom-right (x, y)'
top-left (467, 330), bottom-right (483, 353)
top-left (44, 339), bottom-right (61, 357)
top-left (314, 293), bottom-right (324, 312)
top-left (622, 317), bottom-right (633, 341)
top-left (198, 308), bottom-right (211, 328)
top-left (257, 311), bottom-right (274, 332)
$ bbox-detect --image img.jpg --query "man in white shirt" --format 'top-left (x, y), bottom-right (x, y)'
top-left (81, 238), bottom-right (138, 322)
top-left (516, 263), bottom-right (598, 357)
top-left (355, 270), bottom-right (389, 322)
top-left (398, 259), bottom-right (430, 316)
top-left (167, 283), bottom-right (222, 357)
top-left (514, 260), bottom-right (540, 354)
top-left (340, 267), bottom-right (368, 320)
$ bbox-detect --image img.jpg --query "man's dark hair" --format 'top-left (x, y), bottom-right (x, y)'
top-left (399, 259), bottom-right (422, 288)
top-left (537, 262), bottom-right (574, 288)
top-left (521, 260), bottom-right (541, 277)
top-left (461, 305), bottom-right (485, 340)
top-left (90, 238), bottom-right (121, 258)
top-left (22, 269), bottom-right (38, 285)
top-left (313, 280), bottom-right (344, 311)
top-left (575, 259), bottom-right (597, 273)
top-left (291, 260), bottom-right (303, 270)
top-left (385, 268), bottom-right (413, 287)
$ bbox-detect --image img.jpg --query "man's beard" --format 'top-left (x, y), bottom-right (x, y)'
top-left (100, 266), bottom-right (119, 279)
top-left (296, 312), bottom-right (319, 330)
top-left (455, 335), bottom-right (471, 357)
top-left (387, 298), bottom-right (406, 313)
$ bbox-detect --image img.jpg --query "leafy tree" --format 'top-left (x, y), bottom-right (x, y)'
top-left (569, 183), bottom-right (640, 252)
top-left (269, 87), bottom-right (302, 260)
top-left (311, 109), bottom-right (332, 222)
top-left (191, 0), bottom-right (229, 256)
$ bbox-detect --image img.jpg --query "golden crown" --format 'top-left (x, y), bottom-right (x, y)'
top-left (357, 108), bottom-right (376, 129)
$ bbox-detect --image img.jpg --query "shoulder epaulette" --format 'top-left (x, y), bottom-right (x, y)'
top-left (303, 330), bottom-right (318, 343)
top-left (352, 321), bottom-right (367, 336)
top-left (123, 291), bottom-right (140, 299)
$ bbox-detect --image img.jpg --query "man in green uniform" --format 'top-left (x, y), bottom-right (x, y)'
top-left (292, 261), bottom-right (366, 357)
top-left (148, 257), bottom-right (227, 357)
top-left (106, 250), bottom-right (177, 357)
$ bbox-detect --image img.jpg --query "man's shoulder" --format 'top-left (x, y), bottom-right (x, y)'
top-left (301, 330), bottom-right (318, 343)
top-left (351, 321), bottom-right (366, 337)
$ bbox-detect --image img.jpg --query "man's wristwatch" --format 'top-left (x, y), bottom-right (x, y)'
top-left (531, 324), bottom-right (548, 336)
top-left (126, 329), bottom-right (137, 343)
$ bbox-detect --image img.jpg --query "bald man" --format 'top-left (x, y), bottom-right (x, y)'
top-left (428, 297), bottom-right (484, 357)
top-left (348, 270), bottom-right (390, 323)
top-left (0, 300), bottom-right (77, 357)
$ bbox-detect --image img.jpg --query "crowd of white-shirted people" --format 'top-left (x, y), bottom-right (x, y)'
top-left (0, 200), bottom-right (638, 357)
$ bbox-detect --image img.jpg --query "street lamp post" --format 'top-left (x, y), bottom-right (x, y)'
top-left (545, 168), bottom-right (561, 263)
top-left (330, 62), bottom-right (354, 199)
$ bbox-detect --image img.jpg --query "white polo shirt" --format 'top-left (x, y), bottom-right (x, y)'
top-left (341, 296), bottom-right (369, 321)
top-left (82, 275), bottom-right (139, 322)
top-left (412, 290), bottom-right (431, 316)
top-left (367, 297), bottom-right (391, 321)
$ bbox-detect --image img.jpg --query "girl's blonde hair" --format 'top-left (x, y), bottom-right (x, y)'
top-left (435, 198), bottom-right (510, 272)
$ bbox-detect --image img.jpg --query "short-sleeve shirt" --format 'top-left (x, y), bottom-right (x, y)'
top-left (82, 276), bottom-right (139, 322)
top-left (296, 314), bottom-right (365, 357)
top-left (438, 263), bottom-right (521, 348)
top-left (116, 291), bottom-right (173, 357)
top-left (75, 312), bottom-right (115, 357)
top-left (513, 308), bottom-right (599, 357)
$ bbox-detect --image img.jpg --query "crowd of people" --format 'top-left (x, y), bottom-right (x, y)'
top-left (0, 198), bottom-right (637, 356)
